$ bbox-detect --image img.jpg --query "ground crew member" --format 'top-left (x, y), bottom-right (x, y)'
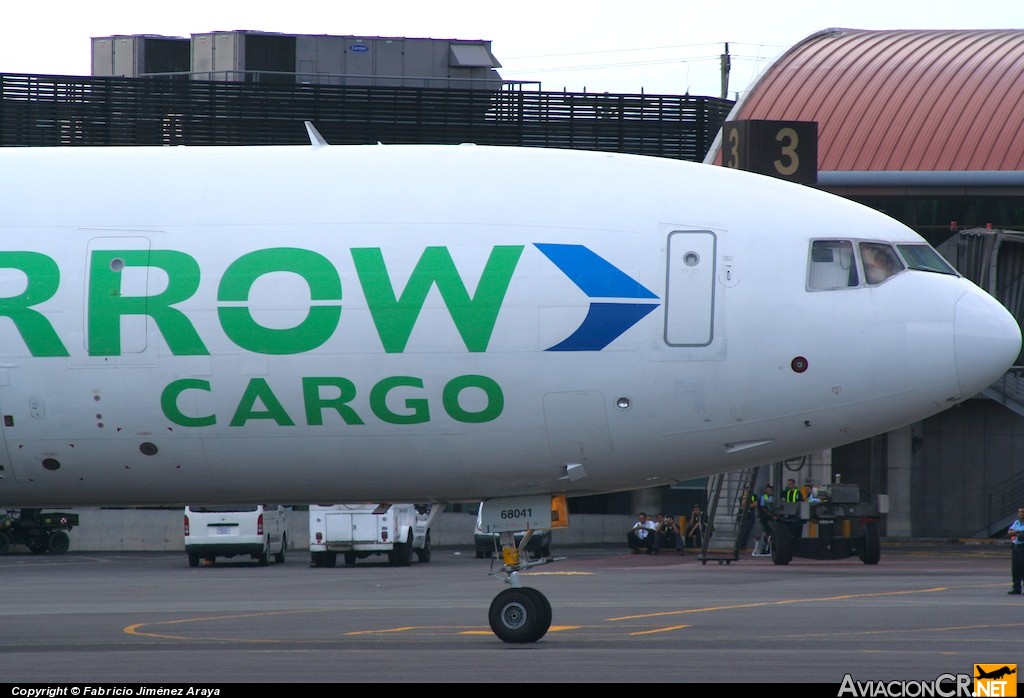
top-left (1009, 506), bottom-right (1024, 595)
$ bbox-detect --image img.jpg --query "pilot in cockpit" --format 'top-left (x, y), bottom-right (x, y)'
top-left (861, 242), bottom-right (904, 285)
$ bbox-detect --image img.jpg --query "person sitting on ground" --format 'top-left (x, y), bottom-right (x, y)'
top-left (686, 505), bottom-right (706, 548)
top-left (627, 512), bottom-right (657, 553)
top-left (651, 514), bottom-right (685, 555)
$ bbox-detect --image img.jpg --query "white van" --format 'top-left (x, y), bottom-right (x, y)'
top-left (184, 505), bottom-right (289, 567)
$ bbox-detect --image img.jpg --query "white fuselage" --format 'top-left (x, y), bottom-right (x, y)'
top-left (0, 144), bottom-right (1017, 505)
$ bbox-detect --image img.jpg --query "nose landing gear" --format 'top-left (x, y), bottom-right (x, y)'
top-left (487, 531), bottom-right (556, 643)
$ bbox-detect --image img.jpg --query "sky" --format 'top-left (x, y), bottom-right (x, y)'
top-left (1, 1), bottom-right (1021, 98)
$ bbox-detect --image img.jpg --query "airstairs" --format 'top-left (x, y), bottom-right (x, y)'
top-left (697, 466), bottom-right (760, 565)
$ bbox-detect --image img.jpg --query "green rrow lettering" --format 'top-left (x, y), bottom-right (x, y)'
top-left (2, 245), bottom-right (524, 357)
top-left (0, 252), bottom-right (69, 356)
top-left (352, 245), bottom-right (523, 353)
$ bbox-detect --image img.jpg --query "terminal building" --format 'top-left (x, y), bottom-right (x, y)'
top-left (2, 30), bottom-right (730, 159)
top-left (705, 28), bottom-right (1024, 539)
top-left (1, 28), bottom-right (1022, 542)
top-left (91, 31), bottom-right (504, 89)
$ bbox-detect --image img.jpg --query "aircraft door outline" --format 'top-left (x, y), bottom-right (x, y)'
top-left (81, 236), bottom-right (154, 362)
top-left (664, 230), bottom-right (717, 347)
top-left (0, 368), bottom-right (16, 485)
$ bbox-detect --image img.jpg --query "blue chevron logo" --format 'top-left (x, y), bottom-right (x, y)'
top-left (534, 243), bottom-right (660, 351)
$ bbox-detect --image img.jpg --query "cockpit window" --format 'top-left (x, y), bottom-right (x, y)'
top-left (809, 239), bottom-right (952, 291)
top-left (860, 242), bottom-right (905, 285)
top-left (808, 240), bottom-right (858, 290)
top-left (896, 244), bottom-right (958, 275)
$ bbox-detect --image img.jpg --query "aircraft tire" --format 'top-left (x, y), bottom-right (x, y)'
top-left (46, 531), bottom-right (70, 554)
top-left (416, 532), bottom-right (431, 563)
top-left (489, 587), bottom-right (550, 643)
top-left (397, 535), bottom-right (413, 567)
top-left (771, 527), bottom-right (793, 566)
top-left (27, 529), bottom-right (47, 554)
top-left (522, 587), bottom-right (552, 632)
top-left (860, 521), bottom-right (881, 565)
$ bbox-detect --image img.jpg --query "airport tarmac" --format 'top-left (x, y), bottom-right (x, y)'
top-left (0, 542), bottom-right (1020, 684)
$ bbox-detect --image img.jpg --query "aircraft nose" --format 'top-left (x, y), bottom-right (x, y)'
top-left (954, 289), bottom-right (1021, 397)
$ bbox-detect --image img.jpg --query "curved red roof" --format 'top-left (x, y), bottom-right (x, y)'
top-left (710, 29), bottom-right (1024, 171)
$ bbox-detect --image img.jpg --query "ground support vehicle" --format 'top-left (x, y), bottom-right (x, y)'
top-left (309, 503), bottom-right (438, 567)
top-left (767, 484), bottom-right (885, 565)
top-left (184, 505), bottom-right (289, 567)
top-left (0, 509), bottom-right (78, 554)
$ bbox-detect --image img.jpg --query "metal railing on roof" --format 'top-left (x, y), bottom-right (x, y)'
top-left (1, 73), bottom-right (733, 161)
top-left (138, 69), bottom-right (531, 92)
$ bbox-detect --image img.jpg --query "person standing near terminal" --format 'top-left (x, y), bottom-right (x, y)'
top-left (1008, 506), bottom-right (1024, 595)
top-left (738, 486), bottom-right (757, 550)
top-left (781, 478), bottom-right (804, 537)
top-left (757, 485), bottom-right (776, 545)
top-left (783, 479), bottom-right (803, 503)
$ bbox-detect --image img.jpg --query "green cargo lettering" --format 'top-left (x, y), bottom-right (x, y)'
top-left (163, 373), bottom-right (504, 427)
top-left (161, 378), bottom-right (216, 427)
top-left (353, 245), bottom-right (523, 353)
top-left (88, 250), bottom-right (208, 356)
top-left (303, 377), bottom-right (365, 425)
top-left (370, 376), bottom-right (429, 424)
top-left (230, 378), bottom-right (296, 427)
top-left (442, 374), bottom-right (504, 423)
top-left (218, 248), bottom-right (342, 355)
top-left (0, 252), bottom-right (69, 356)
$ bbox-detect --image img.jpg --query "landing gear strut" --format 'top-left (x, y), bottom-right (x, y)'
top-left (487, 531), bottom-right (554, 643)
